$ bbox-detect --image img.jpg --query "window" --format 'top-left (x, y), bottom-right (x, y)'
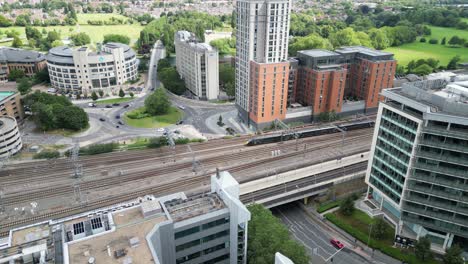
top-left (73, 222), bottom-right (85, 235)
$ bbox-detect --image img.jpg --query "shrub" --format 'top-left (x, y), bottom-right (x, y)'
top-left (419, 37), bottom-right (426, 43)
top-left (33, 150), bottom-right (60, 159)
top-left (127, 110), bottom-right (151, 119)
top-left (147, 137), bottom-right (168, 148)
top-left (428, 39), bottom-right (438, 44)
top-left (81, 143), bottom-right (116, 155)
top-left (175, 138), bottom-right (190, 145)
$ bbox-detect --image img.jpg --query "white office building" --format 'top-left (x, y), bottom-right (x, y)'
top-left (46, 43), bottom-right (138, 95)
top-left (174, 31), bottom-right (219, 100)
top-left (235, 0), bottom-right (292, 121)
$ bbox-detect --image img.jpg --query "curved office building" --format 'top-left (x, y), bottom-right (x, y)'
top-left (46, 43), bottom-right (138, 95)
top-left (0, 116), bottom-right (22, 158)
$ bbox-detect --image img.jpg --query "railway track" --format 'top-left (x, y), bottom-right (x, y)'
top-left (0, 128), bottom-right (373, 236)
top-left (1, 131), bottom-right (372, 205)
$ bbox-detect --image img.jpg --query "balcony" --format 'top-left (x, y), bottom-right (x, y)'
top-left (413, 162), bottom-right (468, 178)
top-left (410, 172), bottom-right (467, 191)
top-left (402, 202), bottom-right (468, 227)
top-left (401, 212), bottom-right (468, 238)
top-left (418, 139), bottom-right (468, 155)
top-left (375, 144), bottom-right (410, 168)
top-left (416, 150), bottom-right (468, 166)
top-left (373, 155), bottom-right (407, 180)
top-left (404, 194), bottom-right (468, 217)
top-left (380, 125), bottom-right (414, 146)
top-left (423, 125), bottom-right (468, 140)
top-left (406, 182), bottom-right (468, 204)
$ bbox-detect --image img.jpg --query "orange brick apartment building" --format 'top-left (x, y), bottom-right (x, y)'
top-left (246, 46), bottom-right (396, 128)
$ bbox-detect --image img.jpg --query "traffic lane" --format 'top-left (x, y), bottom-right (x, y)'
top-left (273, 204), bottom-right (370, 264)
top-left (273, 205), bottom-right (335, 260)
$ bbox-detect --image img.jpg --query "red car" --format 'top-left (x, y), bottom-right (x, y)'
top-left (330, 238), bottom-right (345, 249)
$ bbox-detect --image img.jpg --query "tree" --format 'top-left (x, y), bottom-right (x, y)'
top-left (217, 115), bottom-right (224, 126)
top-left (441, 37), bottom-right (446, 45)
top-left (98, 90), bottom-right (104, 97)
top-left (413, 64), bottom-right (433, 76)
top-left (415, 237), bottom-right (432, 262)
top-left (145, 88), bottom-right (170, 115)
top-left (34, 67), bottom-right (50, 84)
top-left (340, 196), bottom-right (355, 216)
top-left (70, 32), bottom-right (91, 46)
top-left (47, 30), bottom-right (61, 42)
top-left (443, 244), bottom-right (464, 264)
top-left (224, 82), bottom-right (235, 97)
top-left (368, 28), bottom-right (390, 50)
top-left (420, 37), bottom-right (426, 43)
top-left (372, 218), bottom-right (388, 240)
top-left (52, 40), bottom-right (63, 47)
top-left (448, 36), bottom-right (464, 46)
top-left (15, 14), bottom-right (30, 26)
top-left (247, 204), bottom-right (310, 264)
top-left (8, 69), bottom-right (25, 81)
top-left (12, 36), bottom-right (22, 48)
top-left (119, 88), bottom-right (125, 98)
top-left (447, 55), bottom-right (461, 70)
top-left (396, 65), bottom-right (405, 76)
top-left (17, 77), bottom-right (32, 95)
top-left (103, 34), bottom-right (131, 45)
top-left (289, 33), bottom-right (333, 56)
top-left (129, 92), bottom-right (134, 98)
top-left (91, 91), bottom-right (98, 101)
top-left (329, 28), bottom-right (372, 48)
top-left (0, 14), bottom-right (12, 27)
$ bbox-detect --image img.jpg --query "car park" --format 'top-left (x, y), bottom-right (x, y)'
top-left (330, 239), bottom-right (344, 249)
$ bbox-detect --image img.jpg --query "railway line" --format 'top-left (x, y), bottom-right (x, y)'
top-left (0, 127), bottom-right (373, 237)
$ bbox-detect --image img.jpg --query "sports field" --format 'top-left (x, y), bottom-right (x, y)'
top-left (0, 23), bottom-right (143, 47)
top-left (76, 13), bottom-right (129, 25)
top-left (385, 26), bottom-right (468, 67)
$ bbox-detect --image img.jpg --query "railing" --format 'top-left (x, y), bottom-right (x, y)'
top-left (416, 150), bottom-right (468, 166)
top-left (406, 183), bottom-right (468, 204)
top-left (423, 126), bottom-right (468, 140)
top-left (418, 139), bottom-right (468, 154)
top-left (410, 173), bottom-right (467, 191)
top-left (402, 203), bottom-right (467, 227)
top-left (413, 162), bottom-right (468, 178)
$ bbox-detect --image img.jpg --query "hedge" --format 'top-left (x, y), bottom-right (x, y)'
top-left (33, 150), bottom-right (60, 159)
top-left (317, 200), bottom-right (342, 213)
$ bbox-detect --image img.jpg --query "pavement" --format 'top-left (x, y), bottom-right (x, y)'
top-left (273, 202), bottom-right (402, 264)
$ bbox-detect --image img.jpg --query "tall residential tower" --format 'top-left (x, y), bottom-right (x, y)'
top-left (235, 0), bottom-right (292, 128)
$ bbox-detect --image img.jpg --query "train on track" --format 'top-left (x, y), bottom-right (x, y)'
top-left (246, 120), bottom-right (375, 146)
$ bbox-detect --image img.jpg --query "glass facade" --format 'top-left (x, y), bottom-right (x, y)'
top-left (369, 107), bottom-right (418, 205)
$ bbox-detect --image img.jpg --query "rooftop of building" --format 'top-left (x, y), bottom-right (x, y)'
top-left (0, 47), bottom-right (45, 63)
top-left (297, 49), bottom-right (340, 57)
top-left (175, 30), bottom-right (217, 53)
top-left (0, 116), bottom-right (17, 133)
top-left (335, 46), bottom-right (393, 57)
top-left (67, 206), bottom-right (168, 264)
top-left (47, 42), bottom-right (134, 59)
top-left (164, 192), bottom-right (226, 222)
top-left (385, 78), bottom-right (468, 118)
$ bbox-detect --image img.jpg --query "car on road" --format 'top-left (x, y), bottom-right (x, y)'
top-left (173, 130), bottom-right (180, 134)
top-left (99, 118), bottom-right (106, 122)
top-left (105, 105), bottom-right (113, 108)
top-left (88, 103), bottom-right (96, 107)
top-left (178, 105), bottom-right (186, 110)
top-left (115, 115), bottom-right (120, 119)
top-left (112, 103), bottom-right (120, 106)
top-left (156, 128), bottom-right (165, 132)
top-left (150, 88), bottom-right (155, 91)
top-left (116, 125), bottom-right (120, 128)
top-left (118, 121), bottom-right (124, 125)
top-left (330, 239), bottom-right (344, 249)
top-left (176, 120), bottom-right (184, 125)
top-left (124, 104), bottom-right (130, 108)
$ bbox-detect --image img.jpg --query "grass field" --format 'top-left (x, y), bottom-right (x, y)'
top-left (385, 25), bottom-right (468, 67)
top-left (0, 23), bottom-right (143, 47)
top-left (124, 107), bottom-right (183, 128)
top-left (95, 97), bottom-right (134, 105)
top-left (76, 13), bottom-right (129, 25)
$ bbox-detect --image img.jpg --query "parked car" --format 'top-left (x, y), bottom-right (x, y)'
top-left (112, 103), bottom-right (120, 106)
top-left (105, 105), bottom-right (113, 108)
top-left (330, 239), bottom-right (344, 249)
top-left (118, 121), bottom-right (124, 125)
top-left (115, 115), bottom-right (120, 119)
top-left (116, 125), bottom-right (120, 128)
top-left (150, 88), bottom-right (155, 91)
top-left (99, 118), bottom-right (106, 122)
top-left (173, 130), bottom-right (180, 134)
top-left (123, 104), bottom-right (130, 108)
top-left (178, 105), bottom-right (186, 110)
top-left (176, 120), bottom-right (184, 125)
top-left (156, 128), bottom-right (165, 132)
top-left (88, 103), bottom-right (96, 107)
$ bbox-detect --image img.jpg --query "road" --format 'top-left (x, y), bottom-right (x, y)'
top-left (273, 203), bottom-right (372, 264)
